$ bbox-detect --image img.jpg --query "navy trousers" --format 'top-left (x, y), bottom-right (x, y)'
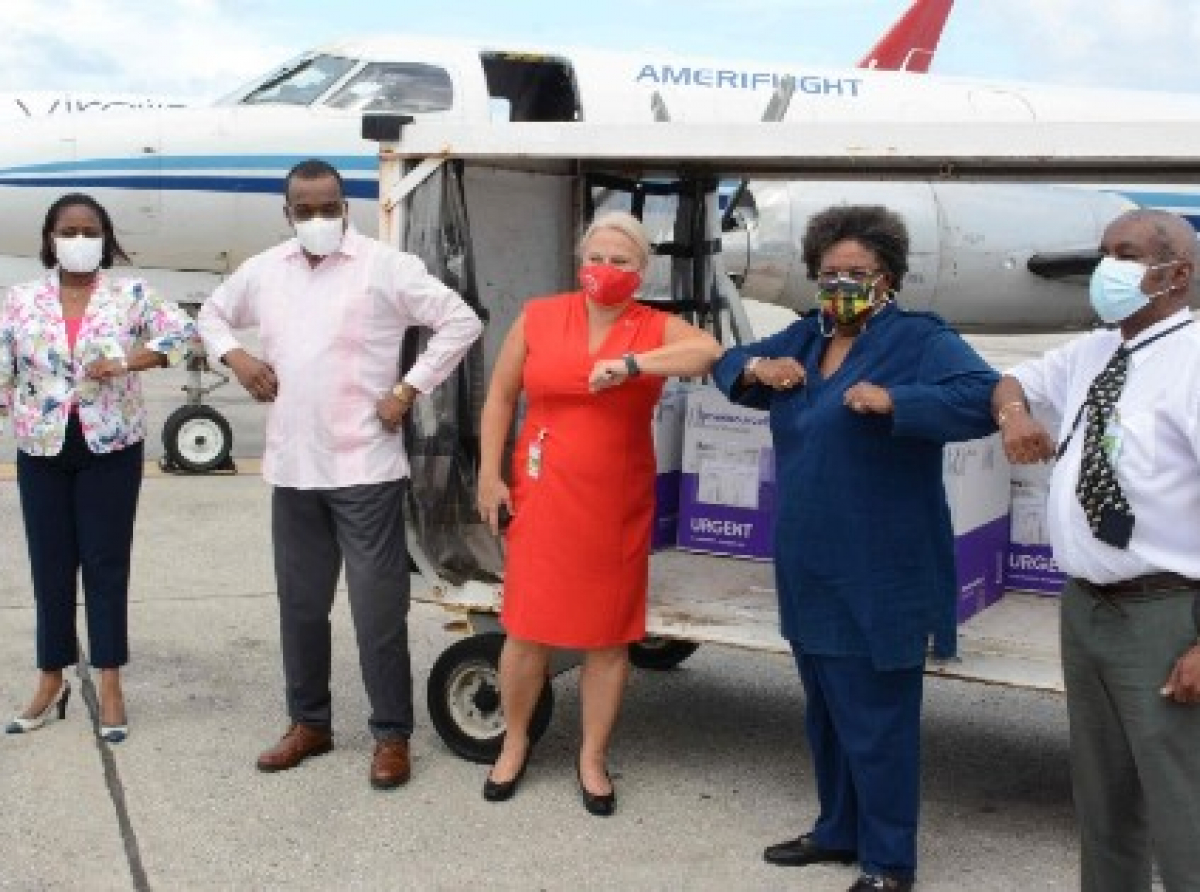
top-left (793, 648), bottom-right (924, 881)
top-left (16, 415), bottom-right (144, 670)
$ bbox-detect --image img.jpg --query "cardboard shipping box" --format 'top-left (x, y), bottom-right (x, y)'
top-left (1006, 460), bottom-right (1066, 595)
top-left (651, 381), bottom-right (691, 551)
top-left (944, 433), bottom-right (1012, 623)
top-left (677, 388), bottom-right (775, 560)
top-left (676, 390), bottom-right (1012, 626)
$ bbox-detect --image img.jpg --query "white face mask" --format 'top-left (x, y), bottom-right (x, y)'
top-left (54, 235), bottom-right (104, 274)
top-left (293, 217), bottom-right (345, 257)
top-left (1088, 256), bottom-right (1174, 324)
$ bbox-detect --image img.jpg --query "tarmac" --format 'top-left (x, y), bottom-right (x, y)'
top-left (0, 333), bottom-right (1085, 891)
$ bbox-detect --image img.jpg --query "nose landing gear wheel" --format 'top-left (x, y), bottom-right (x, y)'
top-left (426, 632), bottom-right (554, 764)
top-left (161, 405), bottom-right (234, 473)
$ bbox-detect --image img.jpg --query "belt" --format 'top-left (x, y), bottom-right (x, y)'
top-left (1078, 572), bottom-right (1200, 597)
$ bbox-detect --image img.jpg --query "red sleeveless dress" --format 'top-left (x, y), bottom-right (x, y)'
top-left (501, 292), bottom-right (668, 647)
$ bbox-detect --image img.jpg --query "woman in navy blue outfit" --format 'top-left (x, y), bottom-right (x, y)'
top-left (712, 205), bottom-right (998, 892)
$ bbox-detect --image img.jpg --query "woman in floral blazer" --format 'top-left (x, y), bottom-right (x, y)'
top-left (0, 193), bottom-right (196, 743)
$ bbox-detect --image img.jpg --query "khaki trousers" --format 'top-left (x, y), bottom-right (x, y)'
top-left (1060, 578), bottom-right (1200, 892)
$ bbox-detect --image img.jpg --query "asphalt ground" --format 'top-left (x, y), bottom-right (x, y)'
top-left (0, 330), bottom-right (1088, 890)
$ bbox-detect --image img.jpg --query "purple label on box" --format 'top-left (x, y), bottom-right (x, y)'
top-left (652, 471), bottom-right (681, 551)
top-left (955, 514), bottom-right (1010, 623)
top-left (1005, 543), bottom-right (1065, 596)
top-left (676, 475), bottom-right (775, 560)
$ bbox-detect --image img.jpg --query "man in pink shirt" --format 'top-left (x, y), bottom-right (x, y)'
top-left (198, 159), bottom-right (483, 789)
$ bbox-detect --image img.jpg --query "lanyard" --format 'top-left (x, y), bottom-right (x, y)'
top-left (1054, 319), bottom-right (1194, 460)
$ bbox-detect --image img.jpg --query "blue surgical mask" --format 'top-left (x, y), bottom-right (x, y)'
top-left (1089, 257), bottom-right (1172, 324)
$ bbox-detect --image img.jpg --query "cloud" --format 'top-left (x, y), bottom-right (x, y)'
top-left (0, 0), bottom-right (289, 99)
top-left (969, 0), bottom-right (1200, 92)
top-left (3, 0), bottom-right (1199, 105)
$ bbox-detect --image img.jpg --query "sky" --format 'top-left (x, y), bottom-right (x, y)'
top-left (2, 0), bottom-right (1199, 102)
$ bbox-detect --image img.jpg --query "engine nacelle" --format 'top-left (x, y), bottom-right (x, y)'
top-left (724, 180), bottom-right (1136, 332)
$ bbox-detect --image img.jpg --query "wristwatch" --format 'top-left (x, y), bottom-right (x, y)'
top-left (744, 356), bottom-right (763, 379)
top-left (391, 382), bottom-right (418, 404)
top-left (622, 353), bottom-right (641, 377)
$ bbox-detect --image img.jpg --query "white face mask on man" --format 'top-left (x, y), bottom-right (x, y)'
top-left (54, 235), bottom-right (104, 274)
top-left (1088, 256), bottom-right (1175, 324)
top-left (293, 217), bottom-right (345, 257)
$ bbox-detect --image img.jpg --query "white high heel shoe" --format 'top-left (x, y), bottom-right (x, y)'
top-left (99, 695), bottom-right (128, 744)
top-left (5, 680), bottom-right (71, 734)
top-left (99, 721), bottom-right (128, 744)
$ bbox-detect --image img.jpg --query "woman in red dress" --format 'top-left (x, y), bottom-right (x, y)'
top-left (477, 211), bottom-right (721, 814)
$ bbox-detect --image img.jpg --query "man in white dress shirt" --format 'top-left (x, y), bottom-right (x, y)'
top-left (993, 208), bottom-right (1200, 892)
top-left (198, 159), bottom-right (483, 789)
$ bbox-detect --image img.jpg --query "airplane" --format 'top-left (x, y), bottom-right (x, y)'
top-left (0, 0), bottom-right (1179, 332)
top-left (0, 2), bottom-right (940, 125)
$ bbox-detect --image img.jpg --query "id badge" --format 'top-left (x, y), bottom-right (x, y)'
top-left (526, 428), bottom-right (548, 480)
top-left (1101, 412), bottom-right (1123, 464)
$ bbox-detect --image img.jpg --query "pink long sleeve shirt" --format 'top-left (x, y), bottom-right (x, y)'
top-left (197, 227), bottom-right (483, 489)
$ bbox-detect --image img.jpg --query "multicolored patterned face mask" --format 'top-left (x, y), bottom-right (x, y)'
top-left (817, 275), bottom-right (884, 326)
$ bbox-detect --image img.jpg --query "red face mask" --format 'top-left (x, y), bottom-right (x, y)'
top-left (579, 264), bottom-right (641, 307)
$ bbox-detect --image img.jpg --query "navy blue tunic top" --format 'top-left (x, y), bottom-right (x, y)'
top-left (712, 305), bottom-right (998, 670)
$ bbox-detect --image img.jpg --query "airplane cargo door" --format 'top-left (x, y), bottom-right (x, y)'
top-left (71, 121), bottom-right (163, 242)
top-left (480, 53), bottom-right (580, 122)
top-left (39, 118), bottom-right (164, 267)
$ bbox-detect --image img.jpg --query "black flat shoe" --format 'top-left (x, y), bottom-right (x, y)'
top-left (763, 832), bottom-right (857, 867)
top-left (483, 746), bottom-right (531, 802)
top-left (576, 762), bottom-right (615, 817)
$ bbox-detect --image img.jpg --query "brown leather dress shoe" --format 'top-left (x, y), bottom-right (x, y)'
top-left (256, 723), bottom-right (333, 773)
top-left (370, 739), bottom-right (411, 789)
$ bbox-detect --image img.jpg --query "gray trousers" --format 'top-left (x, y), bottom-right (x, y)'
top-left (1061, 578), bottom-right (1200, 892)
top-left (272, 480), bottom-right (412, 741)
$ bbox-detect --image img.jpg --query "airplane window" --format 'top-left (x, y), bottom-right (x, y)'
top-left (242, 55), bottom-right (356, 106)
top-left (324, 63), bottom-right (453, 113)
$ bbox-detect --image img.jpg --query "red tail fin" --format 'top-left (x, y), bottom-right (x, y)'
top-left (858, 0), bottom-right (954, 73)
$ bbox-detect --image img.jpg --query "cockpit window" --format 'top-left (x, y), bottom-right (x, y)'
top-left (323, 63), bottom-right (454, 113)
top-left (242, 55), bottom-right (356, 106)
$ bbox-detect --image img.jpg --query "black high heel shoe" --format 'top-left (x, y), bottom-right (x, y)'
top-left (483, 745), bottom-right (531, 802)
top-left (576, 761), bottom-right (616, 817)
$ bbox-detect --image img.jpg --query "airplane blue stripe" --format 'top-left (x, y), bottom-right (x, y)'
top-left (0, 174), bottom-right (380, 199)
top-left (1114, 190), bottom-right (1200, 209)
top-left (1, 171), bottom-right (1196, 225)
top-left (0, 154), bottom-right (377, 176)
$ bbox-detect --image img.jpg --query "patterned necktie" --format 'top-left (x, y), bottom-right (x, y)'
top-left (1075, 345), bottom-right (1135, 548)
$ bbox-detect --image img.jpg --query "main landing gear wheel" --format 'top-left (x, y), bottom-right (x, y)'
top-left (426, 633), bottom-right (554, 764)
top-left (628, 637), bottom-right (700, 671)
top-left (161, 405), bottom-right (234, 473)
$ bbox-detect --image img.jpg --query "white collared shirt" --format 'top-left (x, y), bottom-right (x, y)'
top-left (1010, 309), bottom-right (1200, 583)
top-left (198, 227), bottom-right (482, 489)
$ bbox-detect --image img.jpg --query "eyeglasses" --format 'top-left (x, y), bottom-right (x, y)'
top-left (816, 268), bottom-right (883, 287)
top-left (286, 202), bottom-right (346, 222)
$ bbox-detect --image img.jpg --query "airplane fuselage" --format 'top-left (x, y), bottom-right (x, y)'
top-left (0, 30), bottom-right (1194, 330)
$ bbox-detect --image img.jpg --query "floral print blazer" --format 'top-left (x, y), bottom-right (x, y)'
top-left (0, 273), bottom-right (196, 456)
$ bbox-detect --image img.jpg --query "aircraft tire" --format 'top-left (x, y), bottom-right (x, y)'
top-left (628, 638), bottom-right (700, 671)
top-left (162, 405), bottom-right (234, 474)
top-left (426, 632), bottom-right (554, 764)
